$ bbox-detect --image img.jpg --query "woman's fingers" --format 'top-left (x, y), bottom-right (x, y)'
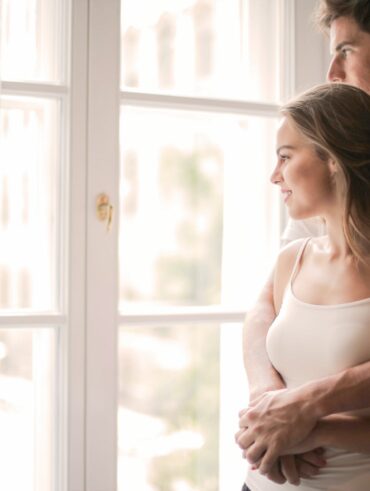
top-left (265, 460), bottom-right (287, 484)
top-left (258, 444), bottom-right (281, 475)
top-left (298, 448), bottom-right (327, 467)
top-left (295, 458), bottom-right (320, 479)
top-left (280, 455), bottom-right (300, 485)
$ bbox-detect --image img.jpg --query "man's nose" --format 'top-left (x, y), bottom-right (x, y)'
top-left (327, 57), bottom-right (345, 82)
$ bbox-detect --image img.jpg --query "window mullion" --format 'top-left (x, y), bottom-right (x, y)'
top-left (121, 90), bottom-right (279, 117)
top-left (119, 309), bottom-right (246, 326)
top-left (1, 81), bottom-right (68, 98)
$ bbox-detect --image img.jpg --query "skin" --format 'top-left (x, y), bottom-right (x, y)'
top-left (238, 117), bottom-right (341, 477)
top-left (271, 118), bottom-right (337, 221)
top-left (327, 16), bottom-right (370, 92)
top-left (238, 32), bottom-right (370, 476)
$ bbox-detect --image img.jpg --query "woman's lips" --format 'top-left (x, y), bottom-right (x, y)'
top-left (281, 189), bottom-right (292, 202)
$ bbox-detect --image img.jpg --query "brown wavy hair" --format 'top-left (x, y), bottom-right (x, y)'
top-left (281, 83), bottom-right (370, 265)
top-left (315, 0), bottom-right (370, 32)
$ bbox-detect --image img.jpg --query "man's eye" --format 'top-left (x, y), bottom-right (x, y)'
top-left (341, 48), bottom-right (350, 58)
top-left (280, 155), bottom-right (290, 161)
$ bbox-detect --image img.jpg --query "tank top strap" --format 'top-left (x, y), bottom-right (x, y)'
top-left (289, 237), bottom-right (311, 286)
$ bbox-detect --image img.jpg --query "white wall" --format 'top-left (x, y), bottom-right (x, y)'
top-left (294, 0), bottom-right (331, 94)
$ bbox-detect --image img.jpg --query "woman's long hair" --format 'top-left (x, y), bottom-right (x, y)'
top-left (282, 83), bottom-right (370, 265)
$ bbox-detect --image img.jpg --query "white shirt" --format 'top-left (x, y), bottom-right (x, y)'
top-left (281, 217), bottom-right (326, 244)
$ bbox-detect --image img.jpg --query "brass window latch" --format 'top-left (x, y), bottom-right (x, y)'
top-left (96, 193), bottom-right (113, 231)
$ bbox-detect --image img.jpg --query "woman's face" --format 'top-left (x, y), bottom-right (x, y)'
top-left (271, 116), bottom-right (337, 220)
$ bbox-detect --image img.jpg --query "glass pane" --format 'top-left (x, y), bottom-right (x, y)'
top-left (121, 0), bottom-right (280, 102)
top-left (0, 328), bottom-right (56, 491)
top-left (118, 323), bottom-right (246, 491)
top-left (0, 96), bottom-right (60, 311)
top-left (1, 0), bottom-right (65, 83)
top-left (119, 106), bottom-right (280, 309)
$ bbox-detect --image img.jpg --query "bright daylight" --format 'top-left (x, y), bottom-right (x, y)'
top-left (0, 1), bottom-right (341, 491)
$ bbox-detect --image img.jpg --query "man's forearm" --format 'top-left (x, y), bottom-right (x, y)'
top-left (294, 361), bottom-right (370, 419)
top-left (317, 414), bottom-right (370, 454)
top-left (287, 414), bottom-right (370, 455)
top-left (237, 360), bottom-right (370, 473)
top-left (243, 271), bottom-right (285, 399)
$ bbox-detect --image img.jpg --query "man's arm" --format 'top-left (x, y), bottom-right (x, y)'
top-left (286, 413), bottom-right (370, 455)
top-left (304, 360), bottom-right (370, 416)
top-left (243, 270), bottom-right (285, 402)
top-left (237, 360), bottom-right (370, 475)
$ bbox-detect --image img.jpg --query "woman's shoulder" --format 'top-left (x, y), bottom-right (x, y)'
top-left (276, 237), bottom-right (308, 269)
top-left (273, 238), bottom-right (308, 313)
top-left (277, 235), bottom-right (326, 268)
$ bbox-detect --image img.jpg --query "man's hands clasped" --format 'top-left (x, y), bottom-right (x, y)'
top-left (236, 388), bottom-right (326, 484)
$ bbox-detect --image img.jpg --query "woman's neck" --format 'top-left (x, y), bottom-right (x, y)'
top-left (320, 212), bottom-right (352, 261)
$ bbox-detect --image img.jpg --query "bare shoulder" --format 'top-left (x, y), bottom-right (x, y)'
top-left (275, 238), bottom-right (307, 275)
top-left (273, 238), bottom-right (307, 313)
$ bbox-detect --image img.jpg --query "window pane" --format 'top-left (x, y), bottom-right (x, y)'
top-left (121, 0), bottom-right (280, 102)
top-left (119, 106), bottom-right (280, 309)
top-left (118, 323), bottom-right (246, 491)
top-left (0, 97), bottom-right (60, 311)
top-left (0, 328), bottom-right (56, 491)
top-left (1, 0), bottom-right (65, 83)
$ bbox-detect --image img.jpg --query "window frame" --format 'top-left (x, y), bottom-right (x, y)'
top-left (0, 0), bottom-right (329, 489)
top-left (0, 0), bottom-right (73, 490)
top-left (118, 0), bottom-right (295, 322)
top-left (114, 1), bottom-right (329, 490)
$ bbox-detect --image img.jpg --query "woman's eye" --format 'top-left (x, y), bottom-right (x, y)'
top-left (280, 154), bottom-right (290, 161)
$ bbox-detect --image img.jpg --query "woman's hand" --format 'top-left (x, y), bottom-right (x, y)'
top-left (294, 448), bottom-right (327, 478)
top-left (247, 449), bottom-right (326, 485)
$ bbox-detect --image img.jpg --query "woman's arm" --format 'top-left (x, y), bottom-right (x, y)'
top-left (242, 239), bottom-right (306, 401)
top-left (242, 270), bottom-right (285, 402)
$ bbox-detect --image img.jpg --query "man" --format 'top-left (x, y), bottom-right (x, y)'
top-left (236, 0), bottom-right (370, 487)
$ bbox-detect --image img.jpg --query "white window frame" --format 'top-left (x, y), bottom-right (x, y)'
top-left (99, 1), bottom-right (329, 491)
top-left (0, 1), bottom-right (329, 490)
top-left (0, 0), bottom-right (72, 490)
top-left (79, 0), bottom-right (331, 489)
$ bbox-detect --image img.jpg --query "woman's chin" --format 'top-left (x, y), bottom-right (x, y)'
top-left (287, 208), bottom-right (314, 221)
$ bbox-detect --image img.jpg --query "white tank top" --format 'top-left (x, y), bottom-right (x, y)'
top-left (246, 238), bottom-right (370, 491)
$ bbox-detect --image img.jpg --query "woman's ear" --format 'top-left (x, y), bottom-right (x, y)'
top-left (328, 159), bottom-right (338, 177)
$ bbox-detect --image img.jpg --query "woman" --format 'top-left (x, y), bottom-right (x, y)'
top-left (240, 83), bottom-right (370, 490)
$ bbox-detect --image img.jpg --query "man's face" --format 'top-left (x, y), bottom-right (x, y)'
top-left (327, 16), bottom-right (370, 94)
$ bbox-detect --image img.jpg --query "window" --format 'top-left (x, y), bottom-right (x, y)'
top-left (118, 1), bottom-right (285, 490)
top-left (0, 1), bottom-right (328, 490)
top-left (0, 0), bottom-right (69, 490)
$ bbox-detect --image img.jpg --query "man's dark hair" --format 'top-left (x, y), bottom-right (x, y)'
top-left (315, 0), bottom-right (370, 33)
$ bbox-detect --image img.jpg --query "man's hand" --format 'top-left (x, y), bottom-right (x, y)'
top-left (248, 376), bottom-right (285, 406)
top-left (236, 388), bottom-right (318, 474)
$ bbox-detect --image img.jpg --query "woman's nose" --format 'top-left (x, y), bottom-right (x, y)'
top-left (270, 165), bottom-right (281, 185)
